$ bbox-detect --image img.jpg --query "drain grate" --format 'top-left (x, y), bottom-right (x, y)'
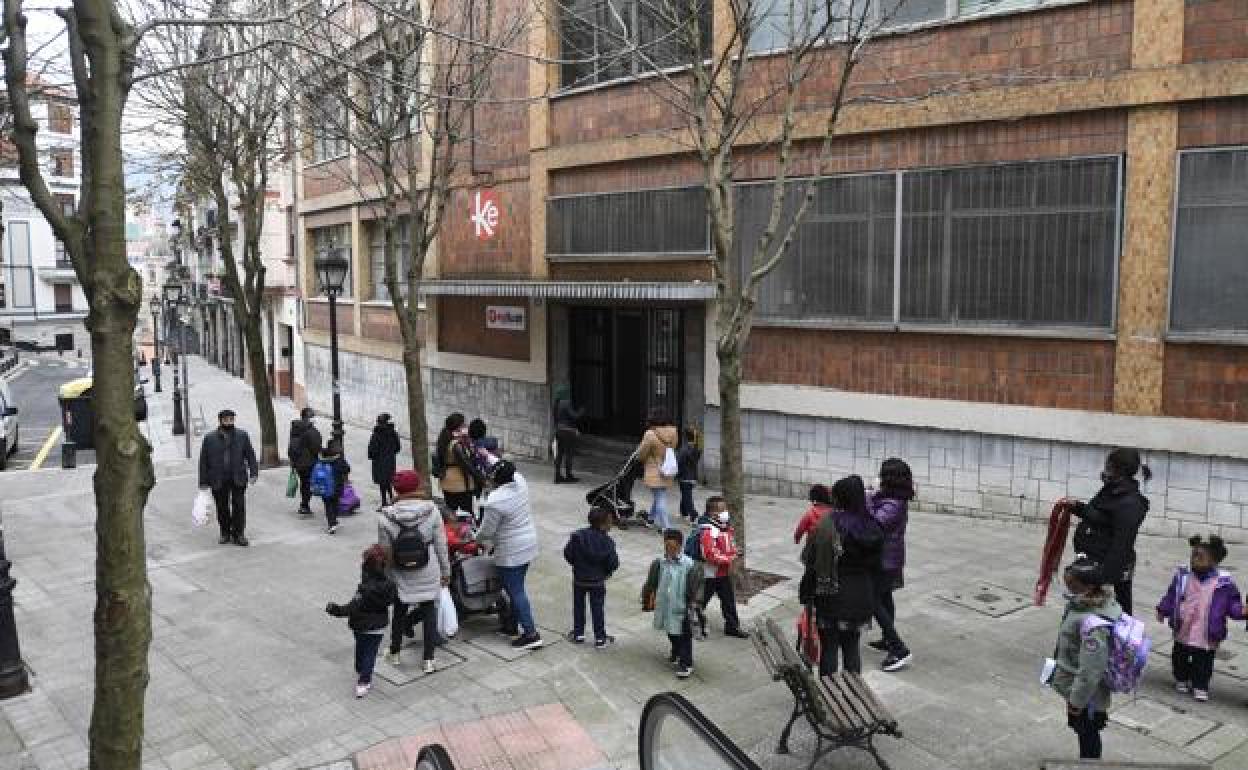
top-left (934, 582), bottom-right (1031, 617)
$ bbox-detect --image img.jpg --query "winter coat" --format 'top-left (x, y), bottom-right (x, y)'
top-left (554, 399), bottom-right (583, 432)
top-left (327, 567), bottom-right (397, 632)
top-left (699, 520), bottom-right (739, 580)
top-left (1157, 567), bottom-right (1245, 646)
top-left (563, 527), bottom-right (620, 586)
top-left (378, 499), bottom-right (450, 604)
top-left (287, 419), bottom-right (323, 472)
top-left (869, 492), bottom-right (909, 574)
top-left (676, 444), bottom-right (701, 483)
top-left (1072, 478), bottom-right (1149, 585)
top-left (794, 503), bottom-right (832, 545)
top-left (807, 509), bottom-right (883, 625)
top-left (368, 424), bottom-right (401, 484)
top-left (477, 474), bottom-right (539, 568)
top-left (642, 554), bottom-right (702, 636)
top-left (198, 428), bottom-right (258, 490)
top-left (438, 437), bottom-right (481, 495)
top-left (638, 425), bottom-right (679, 490)
top-left (1051, 592), bottom-right (1121, 713)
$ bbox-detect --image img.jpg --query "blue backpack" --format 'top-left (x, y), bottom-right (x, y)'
top-left (310, 460), bottom-right (336, 497)
top-left (683, 527), bottom-right (703, 562)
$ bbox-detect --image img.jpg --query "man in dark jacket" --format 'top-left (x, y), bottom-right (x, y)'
top-left (288, 407), bottom-right (323, 515)
top-left (199, 409), bottom-right (259, 546)
top-left (563, 507), bottom-right (620, 647)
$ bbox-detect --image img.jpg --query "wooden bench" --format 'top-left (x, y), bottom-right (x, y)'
top-left (752, 617), bottom-right (902, 770)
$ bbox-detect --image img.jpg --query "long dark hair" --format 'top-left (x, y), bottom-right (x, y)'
top-left (436, 413), bottom-right (466, 461)
top-left (831, 475), bottom-right (869, 518)
top-left (1106, 447), bottom-right (1153, 483)
top-left (878, 458), bottom-right (915, 501)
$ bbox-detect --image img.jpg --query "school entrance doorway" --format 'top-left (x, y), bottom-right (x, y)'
top-left (568, 307), bottom-right (684, 438)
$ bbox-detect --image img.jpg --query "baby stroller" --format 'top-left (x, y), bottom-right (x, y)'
top-left (446, 515), bottom-right (512, 625)
top-left (585, 451), bottom-right (647, 529)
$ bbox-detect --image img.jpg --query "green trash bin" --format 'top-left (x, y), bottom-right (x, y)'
top-left (58, 378), bottom-right (96, 450)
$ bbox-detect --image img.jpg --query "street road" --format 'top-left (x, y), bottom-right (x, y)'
top-left (2, 355), bottom-right (91, 471)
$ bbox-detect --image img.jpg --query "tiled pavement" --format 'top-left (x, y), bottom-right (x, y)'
top-left (1, 358), bottom-right (1247, 769)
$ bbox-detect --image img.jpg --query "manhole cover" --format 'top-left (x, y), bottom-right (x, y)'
top-left (734, 568), bottom-right (788, 602)
top-left (935, 583), bottom-right (1031, 617)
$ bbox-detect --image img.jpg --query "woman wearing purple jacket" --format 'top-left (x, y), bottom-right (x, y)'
top-left (868, 458), bottom-right (914, 672)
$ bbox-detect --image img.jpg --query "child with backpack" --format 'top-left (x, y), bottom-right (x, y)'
top-left (325, 544), bottom-right (397, 698)
top-left (563, 507), bottom-right (620, 648)
top-left (641, 529), bottom-right (702, 679)
top-left (1156, 535), bottom-right (1244, 702)
top-left (312, 442), bottom-right (351, 535)
top-left (676, 427), bottom-right (701, 520)
top-left (1047, 558), bottom-right (1127, 760)
top-left (697, 497), bottom-right (748, 640)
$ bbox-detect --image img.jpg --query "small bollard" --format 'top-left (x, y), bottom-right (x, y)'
top-left (61, 441), bottom-right (76, 470)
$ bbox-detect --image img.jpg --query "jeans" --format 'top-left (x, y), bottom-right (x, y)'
top-left (817, 626), bottom-right (861, 675)
top-left (650, 487), bottom-right (671, 532)
top-left (390, 599), bottom-right (437, 660)
top-left (678, 481), bottom-right (697, 518)
top-left (322, 494), bottom-right (339, 528)
top-left (702, 576), bottom-right (741, 633)
top-left (212, 484), bottom-right (247, 538)
top-left (498, 563), bottom-right (535, 636)
top-left (354, 632), bottom-right (384, 684)
top-left (297, 468), bottom-right (314, 511)
top-left (1068, 708), bottom-right (1105, 759)
top-left (1173, 643), bottom-right (1216, 690)
top-left (873, 574), bottom-right (908, 655)
top-left (572, 584), bottom-right (607, 641)
top-left (378, 479), bottom-right (394, 507)
top-left (668, 618), bottom-right (693, 668)
top-left (555, 429), bottom-right (578, 479)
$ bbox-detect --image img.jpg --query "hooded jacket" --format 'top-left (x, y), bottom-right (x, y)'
top-left (563, 526), bottom-right (620, 586)
top-left (377, 499), bottom-right (450, 603)
top-left (869, 492), bottom-right (909, 574)
top-left (1156, 566), bottom-right (1245, 646)
top-left (327, 566), bottom-right (397, 632)
top-left (288, 418), bottom-right (323, 472)
top-left (1072, 478), bottom-right (1149, 585)
top-left (638, 425), bottom-right (679, 489)
top-left (368, 422), bottom-right (401, 484)
top-left (477, 473), bottom-right (539, 568)
top-left (699, 517), bottom-right (739, 580)
top-left (1052, 591), bottom-right (1121, 713)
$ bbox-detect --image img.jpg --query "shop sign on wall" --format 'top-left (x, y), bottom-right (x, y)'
top-left (486, 305), bottom-right (526, 331)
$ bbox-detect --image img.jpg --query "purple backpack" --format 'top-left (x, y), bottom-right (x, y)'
top-left (338, 482), bottom-right (361, 513)
top-left (1080, 612), bottom-right (1151, 694)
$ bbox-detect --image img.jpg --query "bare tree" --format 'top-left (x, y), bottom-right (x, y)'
top-left (294, 0), bottom-right (529, 479)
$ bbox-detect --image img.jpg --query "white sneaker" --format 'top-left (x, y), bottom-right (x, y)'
top-left (1193, 688), bottom-right (1209, 702)
top-left (423, 659), bottom-right (435, 674)
top-left (354, 682), bottom-right (371, 698)
top-left (1176, 681), bottom-right (1192, 694)
top-left (327, 524), bottom-right (338, 535)
top-left (385, 650), bottom-right (400, 666)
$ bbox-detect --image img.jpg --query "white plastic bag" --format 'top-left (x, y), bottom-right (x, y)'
top-left (438, 586), bottom-right (459, 637)
top-left (191, 489), bottom-right (214, 528)
top-left (660, 447), bottom-right (678, 478)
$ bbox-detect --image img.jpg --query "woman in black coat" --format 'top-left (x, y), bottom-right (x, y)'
top-left (368, 414), bottom-right (402, 510)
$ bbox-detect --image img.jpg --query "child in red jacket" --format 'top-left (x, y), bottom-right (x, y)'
top-left (794, 484), bottom-right (833, 545)
top-left (697, 497), bottom-right (749, 640)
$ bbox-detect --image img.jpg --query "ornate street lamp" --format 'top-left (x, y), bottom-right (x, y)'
top-left (163, 280), bottom-right (185, 436)
top-left (148, 296), bottom-right (162, 393)
top-left (314, 247), bottom-right (349, 447)
top-left (0, 506), bottom-right (29, 699)
top-left (177, 292), bottom-right (193, 459)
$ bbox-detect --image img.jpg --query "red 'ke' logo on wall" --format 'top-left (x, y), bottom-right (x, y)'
top-left (471, 190), bottom-right (499, 240)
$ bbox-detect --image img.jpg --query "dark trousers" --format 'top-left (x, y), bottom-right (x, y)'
top-left (212, 484), bottom-right (247, 538)
top-left (1068, 708), bottom-right (1106, 759)
top-left (1113, 579), bottom-right (1133, 616)
top-left (572, 584), bottom-right (607, 641)
top-left (678, 481), bottom-right (697, 518)
top-left (378, 479), bottom-right (394, 507)
top-left (390, 599), bottom-right (437, 660)
top-left (873, 575), bottom-right (908, 655)
top-left (554, 429), bottom-right (578, 479)
top-left (296, 468), bottom-right (314, 511)
top-left (444, 491), bottom-right (475, 520)
top-left (702, 576), bottom-right (741, 633)
top-left (818, 626), bottom-right (862, 675)
top-left (668, 619), bottom-right (693, 668)
top-left (1173, 643), bottom-right (1216, 690)
top-left (354, 632), bottom-right (384, 684)
top-left (322, 494), bottom-right (339, 528)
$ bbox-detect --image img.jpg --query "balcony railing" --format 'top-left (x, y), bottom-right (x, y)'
top-left (54, 303), bottom-right (74, 314)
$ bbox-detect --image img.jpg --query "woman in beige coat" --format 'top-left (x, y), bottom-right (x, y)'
top-left (636, 409), bottom-right (679, 533)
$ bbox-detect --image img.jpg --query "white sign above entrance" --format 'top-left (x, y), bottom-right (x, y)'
top-left (486, 305), bottom-right (526, 331)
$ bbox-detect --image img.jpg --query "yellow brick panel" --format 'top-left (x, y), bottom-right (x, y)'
top-left (1132, 0), bottom-right (1185, 68)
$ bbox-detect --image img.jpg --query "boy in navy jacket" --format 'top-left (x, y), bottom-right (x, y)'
top-left (563, 507), bottom-right (620, 648)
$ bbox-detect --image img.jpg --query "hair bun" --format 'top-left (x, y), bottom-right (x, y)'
top-left (1189, 534), bottom-right (1203, 547)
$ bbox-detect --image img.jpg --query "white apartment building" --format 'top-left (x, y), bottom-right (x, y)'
top-left (0, 93), bottom-right (87, 352)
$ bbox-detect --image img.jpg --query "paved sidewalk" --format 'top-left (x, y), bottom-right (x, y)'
top-left (0, 357), bottom-right (1246, 770)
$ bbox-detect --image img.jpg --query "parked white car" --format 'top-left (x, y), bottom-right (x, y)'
top-left (0, 377), bottom-right (19, 470)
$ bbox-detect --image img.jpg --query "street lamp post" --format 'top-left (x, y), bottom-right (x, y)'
top-left (314, 248), bottom-right (349, 448)
top-left (177, 294), bottom-right (192, 459)
top-left (148, 297), bottom-right (163, 393)
top-left (0, 507), bottom-right (30, 699)
top-left (163, 280), bottom-right (185, 437)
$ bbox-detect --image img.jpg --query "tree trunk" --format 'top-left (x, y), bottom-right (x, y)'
top-left (717, 340), bottom-right (746, 568)
top-left (242, 315), bottom-right (279, 467)
top-left (400, 322), bottom-right (431, 484)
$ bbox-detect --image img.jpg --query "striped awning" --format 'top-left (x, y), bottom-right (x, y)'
top-left (416, 280), bottom-right (716, 301)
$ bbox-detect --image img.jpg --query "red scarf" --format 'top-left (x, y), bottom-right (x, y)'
top-left (1034, 501), bottom-right (1074, 606)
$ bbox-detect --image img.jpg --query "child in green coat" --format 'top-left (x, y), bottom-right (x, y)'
top-left (641, 529), bottom-right (702, 678)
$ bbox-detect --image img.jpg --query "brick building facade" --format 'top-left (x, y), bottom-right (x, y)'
top-left (295, 0), bottom-right (1248, 541)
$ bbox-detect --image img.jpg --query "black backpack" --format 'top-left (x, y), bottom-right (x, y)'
top-left (287, 420), bottom-right (306, 463)
top-left (389, 514), bottom-right (431, 570)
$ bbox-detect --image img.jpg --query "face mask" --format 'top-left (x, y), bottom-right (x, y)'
top-left (1061, 591), bottom-right (1078, 602)
top-left (1100, 472), bottom-right (1114, 485)
top-left (220, 424), bottom-right (235, 432)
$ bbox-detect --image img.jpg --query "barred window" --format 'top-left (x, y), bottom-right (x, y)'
top-left (1170, 148), bottom-right (1248, 336)
top-left (547, 187), bottom-right (709, 257)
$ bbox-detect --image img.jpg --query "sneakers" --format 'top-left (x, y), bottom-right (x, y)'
top-left (233, 535), bottom-right (249, 547)
top-left (594, 636), bottom-right (615, 650)
top-left (511, 632), bottom-right (544, 650)
top-left (354, 682), bottom-right (371, 698)
top-left (566, 631), bottom-right (585, 644)
top-left (218, 535), bottom-right (232, 545)
top-left (423, 659), bottom-right (436, 675)
top-left (1176, 681), bottom-right (1192, 694)
top-left (724, 628), bottom-right (750, 640)
top-left (1193, 689), bottom-right (1209, 702)
top-left (881, 651), bottom-right (913, 672)
top-left (384, 650), bottom-right (401, 666)
top-left (675, 665), bottom-right (693, 679)
top-left (699, 628), bottom-right (709, 640)
top-left (668, 653), bottom-right (679, 667)
top-left (867, 639), bottom-right (890, 653)
top-left (297, 508), bottom-right (313, 516)
top-left (327, 524), bottom-right (338, 535)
